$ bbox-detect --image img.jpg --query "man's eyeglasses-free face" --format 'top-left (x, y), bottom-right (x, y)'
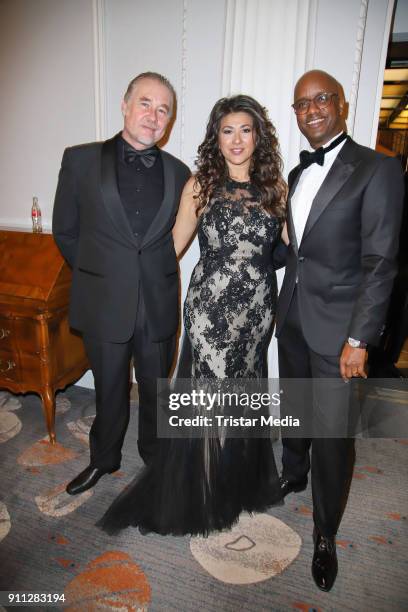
top-left (292, 92), bottom-right (339, 115)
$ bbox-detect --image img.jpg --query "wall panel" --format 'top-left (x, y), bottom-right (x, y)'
top-left (0, 0), bottom-right (95, 229)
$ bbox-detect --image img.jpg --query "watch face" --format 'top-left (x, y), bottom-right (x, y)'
top-left (348, 338), bottom-right (359, 348)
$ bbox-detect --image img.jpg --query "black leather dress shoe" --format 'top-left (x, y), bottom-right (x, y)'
top-left (279, 476), bottom-right (308, 498)
top-left (66, 465), bottom-right (118, 495)
top-left (312, 528), bottom-right (338, 591)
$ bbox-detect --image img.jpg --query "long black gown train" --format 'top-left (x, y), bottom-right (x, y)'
top-left (97, 178), bottom-right (284, 536)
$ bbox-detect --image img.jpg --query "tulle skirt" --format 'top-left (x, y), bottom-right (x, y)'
top-left (97, 333), bottom-right (283, 537)
top-left (97, 434), bottom-right (283, 537)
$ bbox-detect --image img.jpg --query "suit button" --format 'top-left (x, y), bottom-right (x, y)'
top-left (138, 250), bottom-right (142, 255)
top-left (299, 256), bottom-right (305, 262)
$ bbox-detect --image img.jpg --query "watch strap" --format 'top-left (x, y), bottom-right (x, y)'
top-left (347, 337), bottom-right (367, 349)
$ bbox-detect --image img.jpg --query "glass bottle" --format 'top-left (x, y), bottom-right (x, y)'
top-left (31, 196), bottom-right (42, 233)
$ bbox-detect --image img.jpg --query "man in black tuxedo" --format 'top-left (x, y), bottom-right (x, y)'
top-left (53, 72), bottom-right (190, 495)
top-left (275, 70), bottom-right (404, 591)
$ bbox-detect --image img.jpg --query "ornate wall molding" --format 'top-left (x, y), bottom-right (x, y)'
top-left (92, 0), bottom-right (107, 141)
top-left (348, 0), bottom-right (369, 137)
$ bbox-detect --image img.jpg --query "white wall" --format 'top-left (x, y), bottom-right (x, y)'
top-left (0, 0), bottom-right (96, 230)
top-left (0, 0), bottom-right (394, 388)
top-left (311, 0), bottom-right (362, 98)
top-left (104, 0), bottom-right (184, 151)
top-left (298, 0), bottom-right (393, 148)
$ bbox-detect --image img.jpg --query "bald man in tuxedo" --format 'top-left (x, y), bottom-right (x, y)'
top-left (275, 70), bottom-right (404, 591)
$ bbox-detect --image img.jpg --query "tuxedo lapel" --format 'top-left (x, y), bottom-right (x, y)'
top-left (287, 166), bottom-right (303, 254)
top-left (301, 141), bottom-right (358, 242)
top-left (142, 151), bottom-right (176, 249)
top-left (100, 135), bottom-right (137, 247)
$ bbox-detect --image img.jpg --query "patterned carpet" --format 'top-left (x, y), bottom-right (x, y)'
top-left (0, 385), bottom-right (407, 611)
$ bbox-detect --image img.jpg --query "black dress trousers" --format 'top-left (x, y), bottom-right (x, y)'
top-left (278, 289), bottom-right (355, 537)
top-left (83, 288), bottom-right (176, 470)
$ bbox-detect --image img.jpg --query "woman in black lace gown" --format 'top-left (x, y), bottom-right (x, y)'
top-left (97, 95), bottom-right (287, 536)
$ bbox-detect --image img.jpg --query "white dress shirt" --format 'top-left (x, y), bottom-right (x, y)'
top-left (291, 132), bottom-right (347, 246)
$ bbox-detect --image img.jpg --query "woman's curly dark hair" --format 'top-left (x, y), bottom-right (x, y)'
top-left (194, 95), bottom-right (286, 218)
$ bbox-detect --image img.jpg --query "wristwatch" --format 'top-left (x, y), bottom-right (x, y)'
top-left (347, 337), bottom-right (367, 349)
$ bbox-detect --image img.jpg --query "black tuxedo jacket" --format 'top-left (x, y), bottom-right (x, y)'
top-left (275, 138), bottom-right (404, 356)
top-left (52, 134), bottom-right (191, 343)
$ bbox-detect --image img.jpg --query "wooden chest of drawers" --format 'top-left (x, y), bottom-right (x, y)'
top-left (0, 228), bottom-right (89, 443)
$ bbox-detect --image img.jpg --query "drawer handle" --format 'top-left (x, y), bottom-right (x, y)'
top-left (0, 359), bottom-right (15, 373)
top-left (0, 328), bottom-right (11, 340)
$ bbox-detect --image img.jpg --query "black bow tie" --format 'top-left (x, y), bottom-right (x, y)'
top-left (299, 132), bottom-right (348, 169)
top-left (124, 143), bottom-right (159, 168)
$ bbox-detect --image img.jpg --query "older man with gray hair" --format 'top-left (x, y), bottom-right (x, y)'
top-left (53, 72), bottom-right (190, 494)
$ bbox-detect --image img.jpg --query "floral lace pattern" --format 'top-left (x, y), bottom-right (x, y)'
top-left (184, 178), bottom-right (282, 378)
